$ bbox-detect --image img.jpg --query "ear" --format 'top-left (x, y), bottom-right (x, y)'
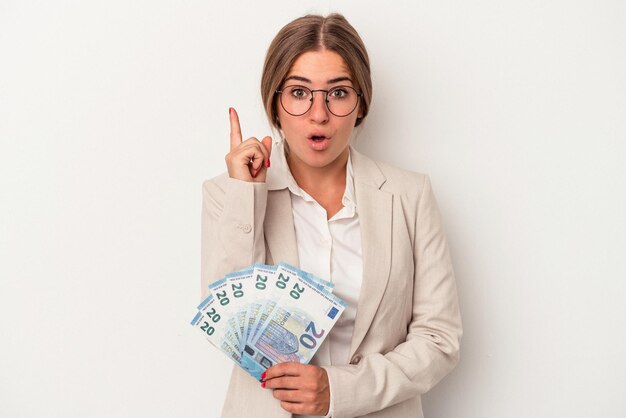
top-left (354, 104), bottom-right (364, 126)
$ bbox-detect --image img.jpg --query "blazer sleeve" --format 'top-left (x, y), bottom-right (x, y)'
top-left (324, 175), bottom-right (463, 418)
top-left (200, 176), bottom-right (268, 300)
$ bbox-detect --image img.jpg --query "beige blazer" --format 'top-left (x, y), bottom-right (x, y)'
top-left (201, 147), bottom-right (462, 418)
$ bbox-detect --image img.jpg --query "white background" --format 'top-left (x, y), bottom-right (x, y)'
top-left (1, 1), bottom-right (625, 417)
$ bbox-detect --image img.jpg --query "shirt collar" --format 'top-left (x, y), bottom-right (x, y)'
top-left (266, 140), bottom-right (356, 209)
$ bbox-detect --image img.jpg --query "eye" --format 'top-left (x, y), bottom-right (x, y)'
top-left (287, 86), bottom-right (310, 100)
top-left (329, 87), bottom-right (350, 99)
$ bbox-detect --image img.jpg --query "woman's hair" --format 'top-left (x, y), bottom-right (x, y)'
top-left (261, 13), bottom-right (372, 130)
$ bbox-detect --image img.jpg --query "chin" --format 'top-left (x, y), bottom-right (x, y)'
top-left (309, 151), bottom-right (347, 169)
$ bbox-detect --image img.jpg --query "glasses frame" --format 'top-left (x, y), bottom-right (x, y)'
top-left (275, 84), bottom-right (363, 117)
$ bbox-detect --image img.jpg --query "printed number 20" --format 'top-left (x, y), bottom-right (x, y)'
top-left (299, 321), bottom-right (325, 349)
top-left (200, 321), bottom-right (215, 336)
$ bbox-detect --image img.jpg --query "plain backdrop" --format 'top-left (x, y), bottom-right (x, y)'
top-left (1, 1), bottom-right (625, 417)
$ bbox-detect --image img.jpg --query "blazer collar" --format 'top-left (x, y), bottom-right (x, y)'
top-left (349, 145), bottom-right (387, 189)
top-left (265, 140), bottom-right (290, 192)
top-left (263, 140), bottom-right (300, 267)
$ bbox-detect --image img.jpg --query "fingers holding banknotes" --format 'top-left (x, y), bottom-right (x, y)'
top-left (226, 107), bottom-right (272, 183)
top-left (262, 362), bottom-right (330, 416)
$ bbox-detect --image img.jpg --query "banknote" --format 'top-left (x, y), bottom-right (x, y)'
top-left (246, 264), bottom-right (278, 344)
top-left (225, 269), bottom-right (255, 347)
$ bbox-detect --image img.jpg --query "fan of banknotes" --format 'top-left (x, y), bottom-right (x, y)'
top-left (191, 262), bottom-right (346, 380)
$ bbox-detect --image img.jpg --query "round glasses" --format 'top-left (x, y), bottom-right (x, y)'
top-left (275, 85), bottom-right (362, 117)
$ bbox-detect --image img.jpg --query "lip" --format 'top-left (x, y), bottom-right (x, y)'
top-left (307, 132), bottom-right (331, 140)
top-left (305, 131), bottom-right (333, 151)
top-left (307, 137), bottom-right (330, 151)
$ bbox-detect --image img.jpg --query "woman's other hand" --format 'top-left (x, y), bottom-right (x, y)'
top-left (225, 107), bottom-right (272, 183)
top-left (262, 362), bottom-right (330, 416)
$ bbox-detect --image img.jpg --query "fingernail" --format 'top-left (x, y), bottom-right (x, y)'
top-left (228, 107), bottom-right (233, 115)
top-left (266, 158), bottom-right (271, 168)
top-left (261, 381), bottom-right (266, 388)
top-left (261, 371), bottom-right (266, 380)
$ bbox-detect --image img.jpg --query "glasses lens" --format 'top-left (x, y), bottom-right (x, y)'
top-left (280, 86), bottom-right (312, 116)
top-left (327, 86), bottom-right (359, 117)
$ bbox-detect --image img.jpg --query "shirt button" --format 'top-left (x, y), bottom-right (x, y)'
top-left (237, 223), bottom-right (252, 233)
top-left (350, 354), bottom-right (362, 365)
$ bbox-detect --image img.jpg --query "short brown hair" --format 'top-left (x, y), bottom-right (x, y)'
top-left (261, 13), bottom-right (372, 130)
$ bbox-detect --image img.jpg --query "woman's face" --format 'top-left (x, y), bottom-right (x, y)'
top-left (277, 49), bottom-right (362, 172)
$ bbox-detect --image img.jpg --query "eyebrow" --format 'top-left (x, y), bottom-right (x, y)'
top-left (284, 75), bottom-right (353, 85)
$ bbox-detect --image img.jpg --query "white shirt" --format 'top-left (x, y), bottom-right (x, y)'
top-left (267, 141), bottom-right (363, 417)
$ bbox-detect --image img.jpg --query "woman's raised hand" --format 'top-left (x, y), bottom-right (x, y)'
top-left (226, 107), bottom-right (272, 183)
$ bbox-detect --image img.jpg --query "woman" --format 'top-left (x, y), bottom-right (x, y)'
top-left (201, 13), bottom-right (462, 418)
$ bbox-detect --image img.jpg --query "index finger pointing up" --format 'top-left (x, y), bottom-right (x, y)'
top-left (229, 107), bottom-right (243, 150)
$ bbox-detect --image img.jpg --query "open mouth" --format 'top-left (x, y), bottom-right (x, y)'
top-left (306, 132), bottom-right (331, 150)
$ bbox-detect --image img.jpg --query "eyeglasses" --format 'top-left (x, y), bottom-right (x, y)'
top-left (275, 85), bottom-right (362, 117)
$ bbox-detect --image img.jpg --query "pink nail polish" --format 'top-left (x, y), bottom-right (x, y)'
top-left (261, 371), bottom-right (267, 380)
top-left (261, 381), bottom-right (266, 388)
top-left (266, 158), bottom-right (271, 168)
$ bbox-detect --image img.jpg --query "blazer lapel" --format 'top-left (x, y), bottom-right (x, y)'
top-left (349, 148), bottom-right (393, 358)
top-left (264, 188), bottom-right (300, 267)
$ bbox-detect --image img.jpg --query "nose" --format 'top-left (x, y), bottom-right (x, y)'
top-left (308, 91), bottom-right (329, 124)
